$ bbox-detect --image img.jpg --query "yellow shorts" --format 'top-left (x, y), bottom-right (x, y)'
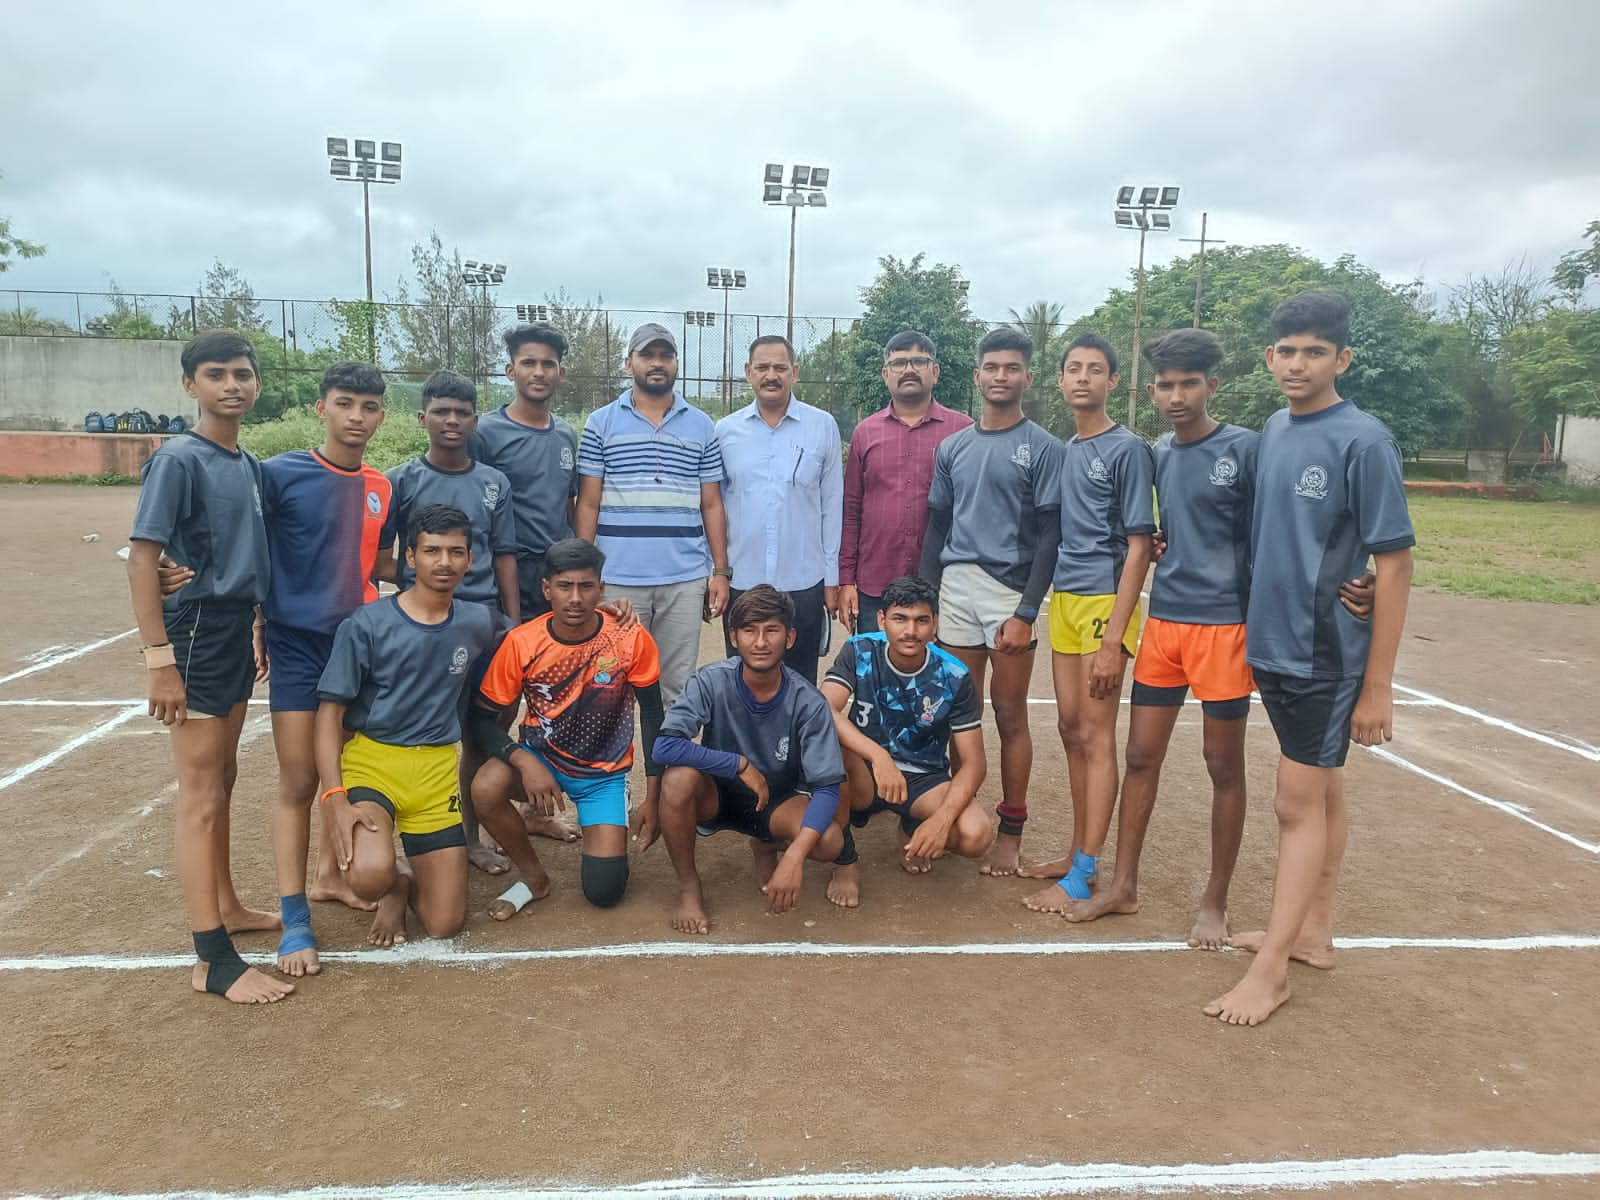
top-left (1048, 591), bottom-right (1142, 656)
top-left (341, 733), bottom-right (463, 839)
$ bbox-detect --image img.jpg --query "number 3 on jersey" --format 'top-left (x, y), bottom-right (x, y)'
top-left (853, 699), bottom-right (875, 729)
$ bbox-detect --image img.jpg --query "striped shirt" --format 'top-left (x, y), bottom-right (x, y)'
top-left (578, 391), bottom-right (725, 586)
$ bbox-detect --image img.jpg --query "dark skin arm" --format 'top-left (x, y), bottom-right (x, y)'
top-left (313, 700), bottom-right (380, 870)
top-left (902, 726), bottom-right (986, 863)
top-left (127, 540), bottom-right (186, 726)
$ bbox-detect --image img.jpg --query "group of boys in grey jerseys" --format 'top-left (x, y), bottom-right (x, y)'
top-left (128, 287), bottom-right (1411, 1028)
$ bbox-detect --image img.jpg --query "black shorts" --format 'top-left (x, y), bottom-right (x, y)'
top-left (167, 600), bottom-right (256, 718)
top-left (515, 554), bottom-right (554, 623)
top-left (696, 779), bottom-right (805, 843)
top-left (1254, 669), bottom-right (1363, 768)
top-left (851, 769), bottom-right (950, 835)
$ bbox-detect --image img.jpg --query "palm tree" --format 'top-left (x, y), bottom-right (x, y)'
top-left (1006, 301), bottom-right (1065, 424)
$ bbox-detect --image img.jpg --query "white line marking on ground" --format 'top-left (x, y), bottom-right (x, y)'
top-left (4, 933), bottom-right (1596, 973)
top-left (1366, 745), bottom-right (1600, 855)
top-left (0, 629), bottom-right (137, 687)
top-left (0, 705), bottom-right (144, 792)
top-left (1393, 682), bottom-right (1600, 761)
top-left (19, 1149), bottom-right (1600, 1199)
top-left (0, 698), bottom-right (269, 708)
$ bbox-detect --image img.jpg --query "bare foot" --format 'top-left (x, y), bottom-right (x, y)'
top-left (221, 905), bottom-right (282, 935)
top-left (1021, 881), bottom-right (1075, 914)
top-left (522, 807), bottom-right (579, 842)
top-left (1015, 854), bottom-right (1072, 880)
top-left (672, 882), bottom-right (710, 934)
top-left (367, 891), bottom-right (408, 948)
top-left (276, 946), bottom-right (320, 977)
top-left (1227, 929), bottom-right (1335, 970)
top-left (192, 962), bottom-right (294, 1004)
top-left (468, 841), bottom-right (511, 875)
top-left (1203, 970), bottom-right (1292, 1026)
top-left (487, 873), bottom-right (553, 921)
top-left (1188, 905), bottom-right (1230, 950)
top-left (1063, 885), bottom-right (1139, 924)
top-left (751, 842), bottom-right (780, 890)
top-left (979, 832), bottom-right (1023, 877)
top-left (309, 876), bottom-right (379, 913)
top-left (827, 862), bottom-right (861, 908)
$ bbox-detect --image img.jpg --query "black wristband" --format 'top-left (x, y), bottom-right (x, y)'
top-left (1013, 606), bottom-right (1039, 624)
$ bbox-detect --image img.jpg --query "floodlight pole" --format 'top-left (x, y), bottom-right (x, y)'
top-left (1178, 213), bottom-right (1228, 329)
top-left (1130, 225), bottom-right (1148, 429)
top-left (362, 180), bottom-right (374, 304)
top-left (723, 286), bottom-right (736, 412)
top-left (786, 206), bottom-right (798, 347)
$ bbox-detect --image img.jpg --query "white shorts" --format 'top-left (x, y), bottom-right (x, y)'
top-left (937, 562), bottom-right (1034, 650)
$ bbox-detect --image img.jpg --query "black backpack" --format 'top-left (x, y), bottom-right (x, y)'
top-left (84, 412), bottom-right (105, 433)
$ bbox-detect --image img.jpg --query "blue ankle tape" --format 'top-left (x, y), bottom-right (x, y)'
top-left (1073, 849), bottom-right (1098, 879)
top-left (280, 893), bottom-right (311, 928)
top-left (278, 893), bottom-right (315, 956)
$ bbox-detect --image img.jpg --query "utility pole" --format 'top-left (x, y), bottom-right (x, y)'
top-left (1179, 212), bottom-right (1228, 328)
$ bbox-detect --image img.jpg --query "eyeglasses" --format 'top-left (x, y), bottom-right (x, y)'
top-left (885, 356), bottom-right (935, 371)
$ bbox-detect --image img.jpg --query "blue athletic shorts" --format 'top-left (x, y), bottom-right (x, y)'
top-left (265, 624), bottom-right (336, 713)
top-left (1254, 669), bottom-right (1362, 768)
top-left (521, 745), bottom-right (629, 828)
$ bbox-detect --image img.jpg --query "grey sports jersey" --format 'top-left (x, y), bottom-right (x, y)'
top-left (1246, 401), bottom-right (1415, 679)
top-left (468, 407), bottom-right (579, 558)
top-left (387, 457), bottom-right (517, 606)
top-left (659, 657), bottom-right (845, 796)
top-left (1148, 424), bottom-right (1258, 624)
top-left (1053, 424), bottom-right (1157, 595)
top-left (928, 419), bottom-right (1065, 591)
top-left (131, 432), bottom-right (270, 612)
top-left (318, 596), bottom-right (496, 746)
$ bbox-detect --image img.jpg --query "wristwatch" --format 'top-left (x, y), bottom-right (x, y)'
top-left (711, 567), bottom-right (734, 579)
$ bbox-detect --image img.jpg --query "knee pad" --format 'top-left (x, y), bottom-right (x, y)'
top-left (580, 854), bottom-right (630, 909)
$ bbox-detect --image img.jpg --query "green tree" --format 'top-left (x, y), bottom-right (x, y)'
top-left (327, 297), bottom-right (393, 363)
top-left (542, 291), bottom-right (627, 419)
top-left (388, 232), bottom-right (489, 380)
top-left (1005, 300), bottom-right (1067, 424)
top-left (89, 278), bottom-right (177, 339)
top-left (0, 307), bottom-right (71, 335)
top-left (1441, 260), bottom-right (1550, 469)
top-left (0, 170), bottom-right (44, 273)
top-left (1508, 308), bottom-right (1600, 426)
top-left (848, 254), bottom-right (987, 417)
top-left (170, 259), bottom-right (267, 334)
top-left (1553, 220), bottom-right (1600, 301)
top-left (795, 322), bottom-right (865, 437)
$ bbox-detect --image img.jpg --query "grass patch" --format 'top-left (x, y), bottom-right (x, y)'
top-left (1409, 494), bottom-right (1600, 605)
top-left (0, 472), bottom-right (141, 485)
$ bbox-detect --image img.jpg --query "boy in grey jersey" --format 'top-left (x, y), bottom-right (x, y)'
top-left (919, 329), bottom-right (1063, 877)
top-left (1207, 292), bottom-right (1413, 1027)
top-left (1023, 333), bottom-right (1156, 912)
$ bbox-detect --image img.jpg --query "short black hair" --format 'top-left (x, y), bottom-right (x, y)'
top-left (1270, 290), bottom-right (1351, 350)
top-left (420, 369), bottom-right (477, 409)
top-left (880, 575), bottom-right (938, 616)
top-left (181, 330), bottom-right (258, 380)
top-left (406, 503), bottom-right (471, 551)
top-left (543, 537), bottom-right (605, 579)
top-left (728, 583), bottom-right (795, 631)
top-left (747, 334), bottom-right (795, 363)
top-left (884, 330), bottom-right (937, 361)
top-left (320, 361), bottom-right (387, 398)
top-left (504, 322), bottom-right (569, 362)
top-left (978, 327), bottom-right (1034, 365)
top-left (1144, 328), bottom-right (1224, 377)
top-left (1060, 332), bottom-right (1118, 376)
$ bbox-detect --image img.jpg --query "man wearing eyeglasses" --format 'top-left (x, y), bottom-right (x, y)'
top-left (714, 335), bottom-right (843, 685)
top-left (838, 331), bottom-right (973, 635)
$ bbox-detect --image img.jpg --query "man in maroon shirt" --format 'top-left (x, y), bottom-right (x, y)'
top-left (839, 331), bottom-right (974, 633)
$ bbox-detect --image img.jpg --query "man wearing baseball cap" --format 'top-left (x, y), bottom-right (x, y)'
top-left (574, 323), bottom-right (731, 711)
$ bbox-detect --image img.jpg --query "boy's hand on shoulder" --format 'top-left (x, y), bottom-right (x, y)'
top-left (156, 552), bottom-right (195, 597)
top-left (1351, 680), bottom-right (1394, 746)
top-left (1339, 571), bottom-right (1377, 621)
top-left (599, 597), bottom-right (638, 630)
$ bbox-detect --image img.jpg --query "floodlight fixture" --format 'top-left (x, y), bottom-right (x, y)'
top-left (763, 183), bottom-right (783, 202)
top-left (517, 304), bottom-right (551, 323)
top-left (1138, 186), bottom-right (1159, 206)
top-left (465, 260), bottom-right (480, 270)
top-left (380, 163), bottom-right (400, 182)
top-left (807, 192), bottom-right (827, 207)
top-left (791, 164), bottom-right (810, 186)
top-left (330, 158), bottom-right (352, 178)
top-left (1134, 211), bottom-right (1149, 230)
top-left (1152, 212), bottom-right (1171, 230)
top-left (1116, 185), bottom-right (1135, 206)
top-left (355, 140), bottom-right (376, 160)
top-left (381, 142), bottom-right (402, 163)
top-left (328, 134), bottom-right (403, 305)
top-left (784, 190), bottom-right (805, 206)
top-left (764, 162), bottom-right (784, 184)
top-left (1159, 186), bottom-right (1180, 207)
top-left (707, 267), bottom-right (719, 287)
top-left (719, 268), bottom-right (734, 287)
top-left (327, 137), bottom-right (349, 158)
top-left (1114, 210), bottom-right (1135, 227)
top-left (761, 160), bottom-right (832, 343)
top-left (1110, 182), bottom-right (1181, 430)
top-left (733, 270), bottom-right (747, 288)
top-left (809, 167), bottom-right (830, 188)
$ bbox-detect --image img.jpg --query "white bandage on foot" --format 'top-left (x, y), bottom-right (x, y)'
top-left (496, 881), bottom-right (536, 913)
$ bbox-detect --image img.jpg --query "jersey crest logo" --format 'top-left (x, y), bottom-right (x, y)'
top-left (593, 653), bottom-right (620, 685)
top-left (918, 695), bottom-right (940, 726)
top-left (775, 735), bottom-right (790, 762)
top-left (366, 490), bottom-right (382, 517)
top-left (449, 646), bottom-right (469, 675)
top-left (559, 447), bottom-right (575, 471)
top-left (1009, 443), bottom-right (1032, 469)
top-left (482, 481), bottom-right (501, 510)
top-left (1209, 456), bottom-right (1239, 487)
top-left (1294, 465), bottom-right (1330, 501)
top-left (1087, 455), bottom-right (1110, 483)
top-left (252, 486), bottom-right (263, 516)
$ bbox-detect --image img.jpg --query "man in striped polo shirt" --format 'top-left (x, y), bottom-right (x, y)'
top-left (574, 323), bottom-right (731, 706)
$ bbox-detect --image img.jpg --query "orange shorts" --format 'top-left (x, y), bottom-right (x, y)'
top-left (1131, 618), bottom-right (1253, 703)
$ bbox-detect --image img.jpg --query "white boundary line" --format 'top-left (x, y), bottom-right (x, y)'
top-left (0, 698), bottom-right (270, 708)
top-left (0, 629), bottom-right (137, 687)
top-left (1394, 682), bottom-right (1600, 761)
top-left (0, 705), bottom-right (144, 792)
top-left (19, 1149), bottom-right (1600, 1199)
top-left (3, 932), bottom-right (1596, 974)
top-left (1367, 745), bottom-right (1600, 855)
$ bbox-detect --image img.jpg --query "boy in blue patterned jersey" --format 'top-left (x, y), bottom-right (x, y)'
top-left (819, 576), bottom-right (991, 907)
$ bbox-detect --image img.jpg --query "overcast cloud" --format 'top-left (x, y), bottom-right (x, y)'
top-left (4, 0), bottom-right (1598, 328)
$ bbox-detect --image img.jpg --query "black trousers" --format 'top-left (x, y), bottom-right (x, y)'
top-left (724, 580), bottom-right (826, 685)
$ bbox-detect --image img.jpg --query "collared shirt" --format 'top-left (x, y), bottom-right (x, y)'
top-left (577, 390), bottom-right (725, 587)
top-left (715, 396), bottom-right (843, 591)
top-left (840, 399), bottom-right (972, 595)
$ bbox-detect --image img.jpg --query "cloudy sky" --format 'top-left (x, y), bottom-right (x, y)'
top-left (4, 0), bottom-right (1598, 329)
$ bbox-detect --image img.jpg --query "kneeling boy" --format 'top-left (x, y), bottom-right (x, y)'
top-left (820, 575), bottom-right (991, 908)
top-left (639, 585), bottom-right (847, 934)
top-left (469, 538), bottom-right (665, 916)
top-left (314, 504), bottom-right (497, 947)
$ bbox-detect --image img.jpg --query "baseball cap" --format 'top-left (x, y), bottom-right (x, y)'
top-left (628, 323), bottom-right (678, 356)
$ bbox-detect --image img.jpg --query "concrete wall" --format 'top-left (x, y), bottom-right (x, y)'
top-left (0, 431), bottom-right (168, 479)
top-left (0, 336), bottom-right (193, 430)
top-left (1558, 414), bottom-right (1600, 483)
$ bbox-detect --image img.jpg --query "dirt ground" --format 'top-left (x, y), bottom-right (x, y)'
top-left (2, 484), bottom-right (1598, 1199)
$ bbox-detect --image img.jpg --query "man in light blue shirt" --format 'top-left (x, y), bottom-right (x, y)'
top-left (714, 335), bottom-right (843, 684)
top-left (574, 323), bottom-right (732, 706)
